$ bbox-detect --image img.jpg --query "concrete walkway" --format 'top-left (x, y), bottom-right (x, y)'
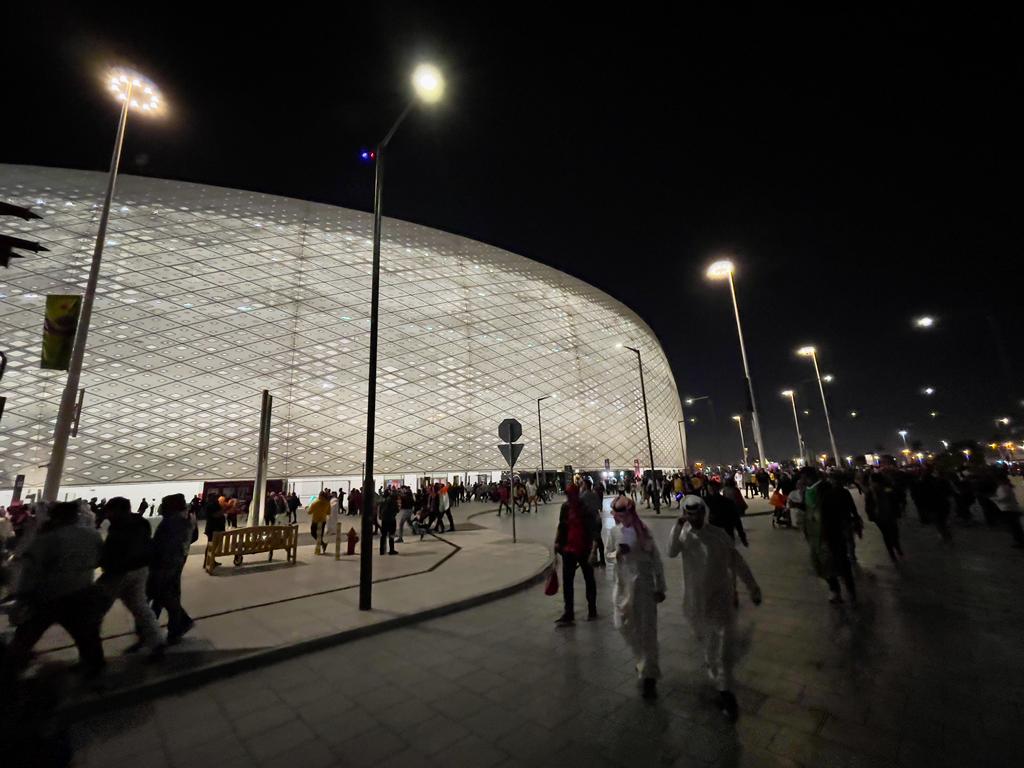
top-left (56, 488), bottom-right (1024, 768)
top-left (1, 502), bottom-right (550, 713)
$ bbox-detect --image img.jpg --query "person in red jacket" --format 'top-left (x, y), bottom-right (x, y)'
top-left (553, 484), bottom-right (599, 626)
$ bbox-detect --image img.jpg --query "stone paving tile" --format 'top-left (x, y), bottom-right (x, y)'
top-left (60, 496), bottom-right (1024, 768)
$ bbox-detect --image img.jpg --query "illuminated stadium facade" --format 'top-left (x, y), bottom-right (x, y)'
top-left (0, 165), bottom-right (683, 496)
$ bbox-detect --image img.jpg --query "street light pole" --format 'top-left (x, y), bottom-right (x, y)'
top-left (44, 72), bottom-right (161, 500)
top-left (677, 419), bottom-right (688, 470)
top-left (798, 346), bottom-right (840, 466)
top-left (781, 390), bottom-right (805, 464)
top-left (359, 64), bottom-right (443, 612)
top-left (622, 345), bottom-right (658, 513)
top-left (733, 415), bottom-right (748, 466)
top-left (706, 260), bottom-right (766, 466)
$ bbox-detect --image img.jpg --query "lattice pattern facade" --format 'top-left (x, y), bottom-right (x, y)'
top-left (0, 165), bottom-right (683, 487)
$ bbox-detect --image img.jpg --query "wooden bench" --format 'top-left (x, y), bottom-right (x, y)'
top-left (204, 524), bottom-right (298, 574)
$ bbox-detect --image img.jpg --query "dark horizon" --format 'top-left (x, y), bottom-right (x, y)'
top-left (4, 4), bottom-right (1022, 465)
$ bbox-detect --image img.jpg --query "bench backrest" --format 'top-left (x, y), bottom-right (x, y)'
top-left (210, 524), bottom-right (297, 556)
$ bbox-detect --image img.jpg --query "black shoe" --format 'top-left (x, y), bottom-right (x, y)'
top-left (167, 618), bottom-right (195, 646)
top-left (145, 644), bottom-right (167, 663)
top-left (642, 678), bottom-right (658, 699)
top-left (121, 640), bottom-right (145, 655)
top-left (388, 550), bottom-right (398, 555)
top-left (718, 691), bottom-right (738, 722)
top-left (554, 614), bottom-right (575, 627)
top-left (587, 608), bottom-right (598, 621)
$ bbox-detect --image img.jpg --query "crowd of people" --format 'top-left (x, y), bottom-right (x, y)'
top-left (549, 458), bottom-right (1022, 721)
top-left (0, 493), bottom-right (197, 688)
top-left (0, 457), bottom-right (1019, 712)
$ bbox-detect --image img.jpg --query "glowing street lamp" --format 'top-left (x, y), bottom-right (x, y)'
top-left (43, 69), bottom-right (164, 501)
top-left (359, 62), bottom-right (445, 611)
top-left (797, 345), bottom-right (840, 466)
top-left (914, 315), bottom-right (936, 329)
top-left (706, 259), bottom-right (766, 465)
top-left (898, 430), bottom-right (909, 450)
top-left (732, 414), bottom-right (749, 466)
top-left (996, 417), bottom-right (1011, 427)
top-left (781, 389), bottom-right (806, 465)
top-left (922, 386), bottom-right (935, 396)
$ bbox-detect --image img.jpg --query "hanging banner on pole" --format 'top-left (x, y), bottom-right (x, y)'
top-left (40, 295), bottom-right (81, 370)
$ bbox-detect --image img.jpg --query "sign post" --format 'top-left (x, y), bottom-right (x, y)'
top-left (497, 418), bottom-right (523, 544)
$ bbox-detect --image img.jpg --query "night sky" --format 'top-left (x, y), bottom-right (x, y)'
top-left (4, 4), bottom-right (1022, 464)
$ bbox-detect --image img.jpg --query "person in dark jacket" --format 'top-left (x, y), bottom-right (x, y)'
top-left (820, 474), bottom-right (858, 603)
top-left (150, 494), bottom-right (196, 644)
top-left (202, 490), bottom-right (224, 542)
top-left (379, 491), bottom-right (399, 555)
top-left (2, 502), bottom-right (105, 684)
top-left (97, 497), bottom-right (165, 657)
top-left (705, 480), bottom-right (749, 547)
top-left (553, 484), bottom-right (599, 626)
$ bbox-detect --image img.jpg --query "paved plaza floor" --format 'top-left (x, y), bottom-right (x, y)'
top-left (43, 489), bottom-right (1024, 768)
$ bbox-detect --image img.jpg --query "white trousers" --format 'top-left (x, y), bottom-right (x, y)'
top-left (695, 620), bottom-right (734, 692)
top-left (115, 566), bottom-right (165, 649)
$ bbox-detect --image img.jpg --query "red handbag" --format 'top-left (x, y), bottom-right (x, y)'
top-left (544, 554), bottom-right (560, 596)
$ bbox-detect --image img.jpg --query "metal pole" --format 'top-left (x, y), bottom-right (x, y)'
top-left (736, 417), bottom-right (748, 466)
top-left (252, 389), bottom-right (272, 527)
top-left (678, 416), bottom-right (688, 470)
top-left (537, 397), bottom-right (545, 489)
top-left (628, 347), bottom-right (658, 513)
top-left (43, 83), bottom-right (133, 501)
top-left (787, 391), bottom-right (805, 464)
top-left (811, 351), bottom-right (840, 465)
top-left (726, 272), bottom-right (766, 466)
top-left (360, 101), bottom-right (414, 612)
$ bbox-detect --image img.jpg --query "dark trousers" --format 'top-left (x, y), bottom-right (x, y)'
top-left (875, 519), bottom-right (903, 559)
top-left (561, 552), bottom-right (596, 617)
top-left (150, 565), bottom-right (192, 638)
top-left (3, 589), bottom-right (105, 679)
top-left (825, 542), bottom-right (856, 599)
top-left (379, 521), bottom-right (396, 553)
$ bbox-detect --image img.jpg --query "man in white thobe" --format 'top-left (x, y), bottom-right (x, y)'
top-left (668, 494), bottom-right (762, 721)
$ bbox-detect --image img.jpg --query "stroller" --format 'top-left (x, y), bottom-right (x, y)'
top-left (770, 490), bottom-right (792, 528)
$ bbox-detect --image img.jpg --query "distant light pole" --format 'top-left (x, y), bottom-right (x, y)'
top-left (537, 394), bottom-right (554, 487)
top-left (677, 420), bottom-right (688, 470)
top-left (360, 63), bottom-right (444, 611)
top-left (44, 69), bottom-right (163, 501)
top-left (898, 430), bottom-right (909, 450)
top-left (617, 343), bottom-right (658, 513)
top-left (781, 389), bottom-right (805, 464)
top-left (732, 415), bottom-right (749, 466)
top-left (706, 259), bottom-right (766, 466)
top-left (797, 345), bottom-right (840, 466)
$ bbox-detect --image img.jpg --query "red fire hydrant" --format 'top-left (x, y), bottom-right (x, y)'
top-left (346, 527), bottom-right (359, 555)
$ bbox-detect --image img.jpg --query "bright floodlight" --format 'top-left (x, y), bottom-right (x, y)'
top-left (106, 68), bottom-right (162, 114)
top-left (781, 389), bottom-right (794, 397)
top-left (732, 414), bottom-right (742, 422)
top-left (997, 417), bottom-right (1011, 425)
top-left (914, 316), bottom-right (935, 328)
top-left (850, 411), bottom-right (858, 417)
top-left (822, 374), bottom-right (834, 383)
top-left (898, 430), bottom-right (908, 438)
top-left (923, 386), bottom-right (935, 395)
top-left (705, 259), bottom-right (735, 280)
top-left (797, 345), bottom-right (816, 356)
top-left (412, 63), bottom-right (444, 103)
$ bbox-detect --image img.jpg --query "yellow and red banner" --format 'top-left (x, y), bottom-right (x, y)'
top-left (41, 294), bottom-right (81, 370)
